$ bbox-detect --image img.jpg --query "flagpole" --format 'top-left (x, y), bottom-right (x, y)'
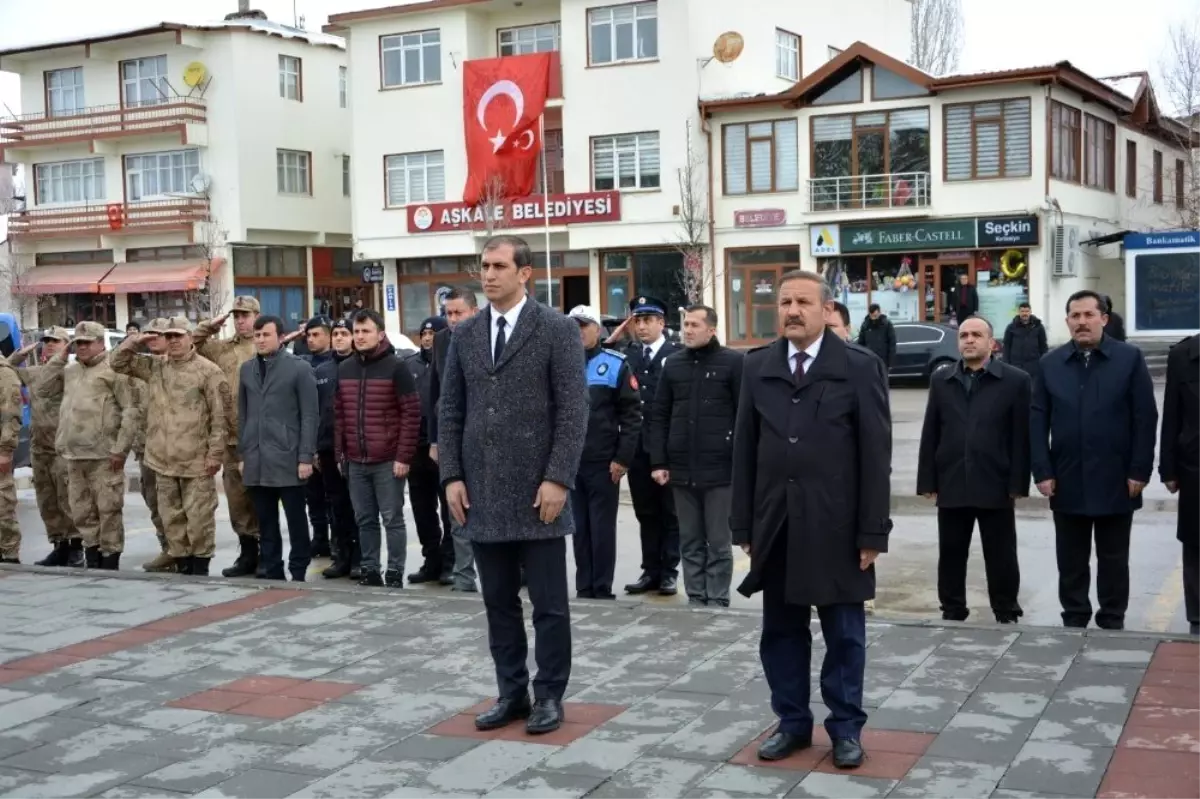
top-left (538, 112), bottom-right (553, 308)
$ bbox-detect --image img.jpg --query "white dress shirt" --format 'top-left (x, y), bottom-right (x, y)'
top-left (640, 335), bottom-right (667, 363)
top-left (787, 335), bottom-right (823, 376)
top-left (489, 294), bottom-right (527, 362)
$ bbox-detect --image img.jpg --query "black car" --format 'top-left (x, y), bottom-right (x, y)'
top-left (889, 322), bottom-right (961, 381)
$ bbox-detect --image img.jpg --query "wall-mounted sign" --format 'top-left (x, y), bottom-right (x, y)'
top-left (360, 262), bottom-right (384, 284)
top-left (385, 284), bottom-right (396, 312)
top-left (1124, 230), bottom-right (1200, 250)
top-left (840, 218), bottom-right (976, 254)
top-left (734, 208), bottom-right (787, 228)
top-left (977, 215), bottom-right (1039, 248)
top-left (407, 191), bottom-right (621, 233)
top-left (810, 224), bottom-right (841, 256)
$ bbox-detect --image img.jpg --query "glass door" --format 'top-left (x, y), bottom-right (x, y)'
top-left (918, 258), bottom-right (941, 322)
top-left (749, 269), bottom-right (779, 340)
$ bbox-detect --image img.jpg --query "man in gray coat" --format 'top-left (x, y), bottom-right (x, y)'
top-left (440, 234), bottom-right (588, 736)
top-left (238, 315), bottom-right (319, 582)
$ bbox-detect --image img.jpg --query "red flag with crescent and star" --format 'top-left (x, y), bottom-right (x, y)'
top-left (462, 53), bottom-right (552, 206)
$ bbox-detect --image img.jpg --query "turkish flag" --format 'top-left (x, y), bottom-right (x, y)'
top-left (462, 53), bottom-right (552, 206)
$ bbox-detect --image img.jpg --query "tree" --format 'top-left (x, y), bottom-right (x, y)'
top-left (909, 0), bottom-right (964, 77)
top-left (0, 173), bottom-right (41, 328)
top-left (464, 174), bottom-right (509, 279)
top-left (1159, 16), bottom-right (1200, 228)
top-left (182, 197), bottom-right (230, 320)
top-left (672, 119), bottom-right (716, 307)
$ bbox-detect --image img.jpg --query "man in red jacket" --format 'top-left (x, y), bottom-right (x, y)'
top-left (334, 309), bottom-right (421, 587)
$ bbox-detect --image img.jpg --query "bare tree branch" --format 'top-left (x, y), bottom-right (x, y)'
top-left (672, 119), bottom-right (717, 308)
top-left (909, 0), bottom-right (963, 77)
top-left (465, 174), bottom-right (508, 279)
top-left (1158, 16), bottom-right (1200, 228)
top-left (182, 198), bottom-right (229, 320)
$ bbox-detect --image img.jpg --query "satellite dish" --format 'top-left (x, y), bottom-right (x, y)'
top-left (183, 62), bottom-right (208, 88)
top-left (190, 173), bottom-right (212, 194)
top-left (713, 32), bottom-right (744, 64)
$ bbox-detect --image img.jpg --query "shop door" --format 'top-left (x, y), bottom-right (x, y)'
top-left (917, 258), bottom-right (941, 322)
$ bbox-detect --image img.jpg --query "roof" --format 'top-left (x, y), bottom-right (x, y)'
top-left (326, 0), bottom-right (488, 29)
top-left (0, 17), bottom-right (344, 59)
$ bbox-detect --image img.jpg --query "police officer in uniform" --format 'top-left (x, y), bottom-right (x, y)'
top-left (568, 305), bottom-right (642, 599)
top-left (620, 295), bottom-right (683, 596)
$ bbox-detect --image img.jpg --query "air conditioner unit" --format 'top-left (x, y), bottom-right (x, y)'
top-left (1051, 224), bottom-right (1079, 277)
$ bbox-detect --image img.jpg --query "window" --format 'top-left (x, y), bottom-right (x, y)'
top-left (588, 2), bottom-right (657, 66)
top-left (1125, 140), bottom-right (1137, 198)
top-left (120, 55), bottom-right (169, 107)
top-left (601, 250), bottom-right (684, 325)
top-left (499, 22), bottom-right (561, 55)
top-left (381, 30), bottom-right (441, 87)
top-left (775, 29), bottom-right (800, 81)
top-left (535, 129), bottom-right (565, 194)
top-left (342, 155), bottom-right (351, 197)
top-left (827, 45), bottom-right (843, 60)
top-left (45, 67), bottom-right (84, 117)
top-left (944, 99), bottom-right (1031, 180)
top-left (592, 132), bottom-right (660, 190)
top-left (872, 66), bottom-right (928, 100)
top-left (279, 55), bottom-right (302, 100)
top-left (124, 149), bottom-right (199, 201)
top-left (36, 250), bottom-right (112, 266)
top-left (339, 66), bottom-right (347, 108)
top-left (725, 247), bottom-right (802, 343)
top-left (812, 69), bottom-right (863, 105)
top-left (1176, 158), bottom-right (1186, 207)
top-left (233, 246), bottom-right (306, 277)
top-left (1153, 150), bottom-right (1163, 203)
top-left (1082, 115), bottom-right (1114, 191)
top-left (34, 158), bottom-right (105, 205)
top-left (126, 245), bottom-right (205, 261)
top-left (810, 108), bottom-right (931, 210)
top-left (385, 151), bottom-right (445, 206)
top-left (1050, 101), bottom-right (1081, 182)
top-left (277, 150), bottom-right (311, 195)
top-left (723, 119), bottom-right (798, 195)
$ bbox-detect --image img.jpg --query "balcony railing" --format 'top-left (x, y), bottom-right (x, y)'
top-left (807, 172), bottom-right (931, 212)
top-left (0, 100), bottom-right (207, 149)
top-left (8, 198), bottom-right (210, 240)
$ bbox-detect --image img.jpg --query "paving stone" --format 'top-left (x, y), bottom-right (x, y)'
top-left (541, 730), bottom-right (663, 778)
top-left (667, 657), bottom-right (762, 696)
top-left (1077, 639), bottom-right (1158, 668)
top-left (1055, 664), bottom-right (1145, 705)
top-left (289, 758), bottom-right (433, 798)
top-left (0, 767), bottom-right (37, 794)
top-left (95, 785), bottom-right (190, 798)
top-left (0, 723), bottom-right (158, 774)
top-left (603, 691), bottom-right (725, 734)
top-left (988, 790), bottom-right (1081, 798)
top-left (484, 768), bottom-right (607, 798)
top-left (133, 740), bottom-right (301, 793)
top-left (1029, 696), bottom-right (1132, 747)
top-left (586, 756), bottom-right (718, 798)
top-left (926, 712), bottom-right (1038, 764)
top-left (695, 763), bottom-right (805, 796)
top-left (371, 733), bottom-right (483, 763)
top-left (0, 753), bottom-right (174, 798)
top-left (989, 651), bottom-right (1076, 681)
top-left (786, 772), bottom-right (896, 798)
top-left (274, 727), bottom-right (400, 774)
top-left (193, 768), bottom-right (322, 798)
top-left (959, 677), bottom-right (1056, 719)
top-left (654, 705), bottom-right (775, 761)
top-left (999, 741), bottom-right (1113, 796)
top-left (900, 655), bottom-right (997, 693)
top-left (935, 630), bottom-right (1019, 660)
top-left (890, 756), bottom-right (1007, 798)
top-left (0, 694), bottom-right (84, 732)
top-left (864, 635), bottom-right (941, 669)
top-left (419, 739), bottom-right (558, 792)
top-left (867, 688), bottom-right (970, 732)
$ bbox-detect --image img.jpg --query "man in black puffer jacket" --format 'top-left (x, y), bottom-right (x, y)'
top-left (857, 304), bottom-right (897, 368)
top-left (315, 319), bottom-right (360, 579)
top-left (647, 305), bottom-right (743, 607)
top-left (1002, 302), bottom-right (1048, 379)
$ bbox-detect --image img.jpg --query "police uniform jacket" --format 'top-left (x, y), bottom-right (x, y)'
top-left (582, 346), bottom-right (642, 466)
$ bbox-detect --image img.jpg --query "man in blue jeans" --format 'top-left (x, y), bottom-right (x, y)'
top-left (333, 309), bottom-right (420, 587)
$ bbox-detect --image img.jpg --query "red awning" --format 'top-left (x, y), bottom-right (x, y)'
top-left (12, 263), bottom-right (115, 294)
top-left (98, 258), bottom-right (223, 294)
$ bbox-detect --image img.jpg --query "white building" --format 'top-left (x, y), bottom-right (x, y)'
top-left (326, 0), bottom-right (910, 336)
top-left (0, 14), bottom-right (353, 332)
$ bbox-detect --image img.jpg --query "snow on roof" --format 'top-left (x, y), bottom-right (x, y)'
top-left (1098, 75), bottom-right (1144, 101)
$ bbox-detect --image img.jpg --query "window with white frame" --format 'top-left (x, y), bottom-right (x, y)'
top-left (279, 55), bottom-right (302, 100)
top-left (381, 30), bottom-right (441, 87)
top-left (339, 66), bottom-right (347, 108)
top-left (588, 2), bottom-right (657, 65)
top-left (125, 149), bottom-right (200, 201)
top-left (723, 119), bottom-right (799, 194)
top-left (385, 151), bottom-right (445, 207)
top-left (121, 55), bottom-right (169, 107)
top-left (828, 45), bottom-right (843, 61)
top-left (35, 158), bottom-right (105, 205)
top-left (776, 30), bottom-right (800, 81)
top-left (592, 132), bottom-right (660, 190)
top-left (45, 67), bottom-right (85, 117)
top-left (342, 155), bottom-right (351, 197)
top-left (277, 150), bottom-right (311, 195)
top-left (498, 22), bottom-right (561, 55)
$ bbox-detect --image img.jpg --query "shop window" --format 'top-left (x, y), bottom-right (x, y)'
top-left (811, 108), bottom-right (930, 211)
top-left (233, 246), bottom-right (305, 278)
top-left (43, 294), bottom-right (116, 329)
top-left (819, 257), bottom-right (870, 330)
top-left (976, 249), bottom-right (1030, 333)
top-left (129, 291), bottom-right (194, 322)
top-left (126, 245), bottom-right (205, 262)
top-left (601, 250), bottom-right (685, 327)
top-left (725, 247), bottom-right (801, 343)
top-left (35, 250), bottom-right (112, 266)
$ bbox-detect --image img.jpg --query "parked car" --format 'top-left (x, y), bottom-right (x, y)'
top-left (888, 322), bottom-right (961, 382)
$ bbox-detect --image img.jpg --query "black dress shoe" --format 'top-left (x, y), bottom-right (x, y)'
top-left (407, 565), bottom-right (438, 584)
top-left (658, 576), bottom-right (678, 596)
top-left (358, 571), bottom-right (383, 587)
top-left (756, 730), bottom-right (812, 761)
top-left (624, 574), bottom-right (659, 594)
top-left (831, 738), bottom-right (865, 769)
top-left (385, 570), bottom-right (404, 588)
top-left (576, 590), bottom-right (595, 599)
top-left (526, 698), bottom-right (564, 735)
top-left (438, 572), bottom-right (454, 586)
top-left (1190, 623), bottom-right (1199, 636)
top-left (474, 696), bottom-right (531, 730)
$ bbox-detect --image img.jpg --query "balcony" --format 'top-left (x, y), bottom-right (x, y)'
top-left (0, 100), bottom-right (206, 155)
top-left (807, 172), bottom-right (932, 213)
top-left (8, 198), bottom-right (210, 241)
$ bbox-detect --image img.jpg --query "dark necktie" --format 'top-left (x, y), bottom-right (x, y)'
top-left (643, 345), bottom-right (652, 365)
top-left (1081, 350), bottom-right (1092, 367)
top-left (494, 316), bottom-right (507, 365)
top-left (793, 351), bottom-right (809, 385)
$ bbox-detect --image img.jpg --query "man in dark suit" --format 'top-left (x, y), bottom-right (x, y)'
top-left (1160, 333), bottom-right (1199, 635)
top-left (1032, 290), bottom-right (1158, 630)
top-left (918, 316), bottom-right (1030, 624)
top-left (439, 234), bottom-right (588, 735)
top-left (621, 295), bottom-right (683, 596)
top-left (947, 272), bottom-right (978, 324)
top-left (731, 270), bottom-right (891, 769)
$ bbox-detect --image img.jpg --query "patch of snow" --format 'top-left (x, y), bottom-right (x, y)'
top-left (1098, 75), bottom-right (1143, 100)
top-left (1, 18), bottom-right (343, 56)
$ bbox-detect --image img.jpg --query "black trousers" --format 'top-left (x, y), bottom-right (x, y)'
top-left (571, 460), bottom-right (619, 597)
top-left (250, 484), bottom-right (312, 581)
top-left (1179, 480), bottom-right (1199, 626)
top-left (936, 506), bottom-right (1022, 621)
top-left (305, 470), bottom-right (328, 538)
top-left (473, 537), bottom-right (571, 701)
top-left (318, 449), bottom-right (358, 568)
top-left (408, 444), bottom-right (453, 575)
top-left (1053, 512), bottom-right (1133, 628)
top-left (627, 449), bottom-right (680, 582)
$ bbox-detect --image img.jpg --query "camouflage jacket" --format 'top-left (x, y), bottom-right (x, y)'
top-left (7, 351), bottom-right (63, 455)
top-left (193, 321), bottom-right (255, 444)
top-left (47, 352), bottom-right (140, 461)
top-left (110, 344), bottom-right (231, 479)
top-left (129, 370), bottom-right (149, 458)
top-left (0, 362), bottom-right (21, 456)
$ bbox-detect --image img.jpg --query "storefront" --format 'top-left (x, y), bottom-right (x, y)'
top-left (808, 215), bottom-right (1037, 333)
top-left (723, 246), bottom-right (802, 344)
top-left (1122, 230), bottom-right (1200, 338)
top-left (599, 250), bottom-right (688, 328)
top-left (16, 250), bottom-right (117, 329)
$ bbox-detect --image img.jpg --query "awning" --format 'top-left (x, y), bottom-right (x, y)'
top-left (11, 263), bottom-right (115, 295)
top-left (98, 258), bottom-right (224, 294)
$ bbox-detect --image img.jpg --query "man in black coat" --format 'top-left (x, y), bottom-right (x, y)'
top-left (918, 316), bottom-right (1030, 624)
top-left (1032, 290), bottom-right (1158, 630)
top-left (648, 305), bottom-right (742, 607)
top-left (315, 319), bottom-right (359, 579)
top-left (1102, 295), bottom-right (1127, 342)
top-left (856, 304), bottom-right (896, 368)
top-left (296, 316), bottom-right (335, 559)
top-left (947, 272), bottom-right (979, 324)
top-left (1002, 302), bottom-right (1048, 379)
top-left (405, 316), bottom-right (454, 585)
top-left (731, 270), bottom-right (891, 769)
top-left (622, 295), bottom-right (683, 596)
top-left (1160, 333), bottom-right (1199, 635)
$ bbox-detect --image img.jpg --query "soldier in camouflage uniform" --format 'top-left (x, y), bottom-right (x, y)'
top-left (112, 316), bottom-right (231, 575)
top-left (45, 322), bottom-right (140, 569)
top-left (8, 327), bottom-right (84, 567)
top-left (0, 356), bottom-right (22, 563)
top-left (193, 295), bottom-right (261, 577)
top-left (134, 318), bottom-right (172, 572)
